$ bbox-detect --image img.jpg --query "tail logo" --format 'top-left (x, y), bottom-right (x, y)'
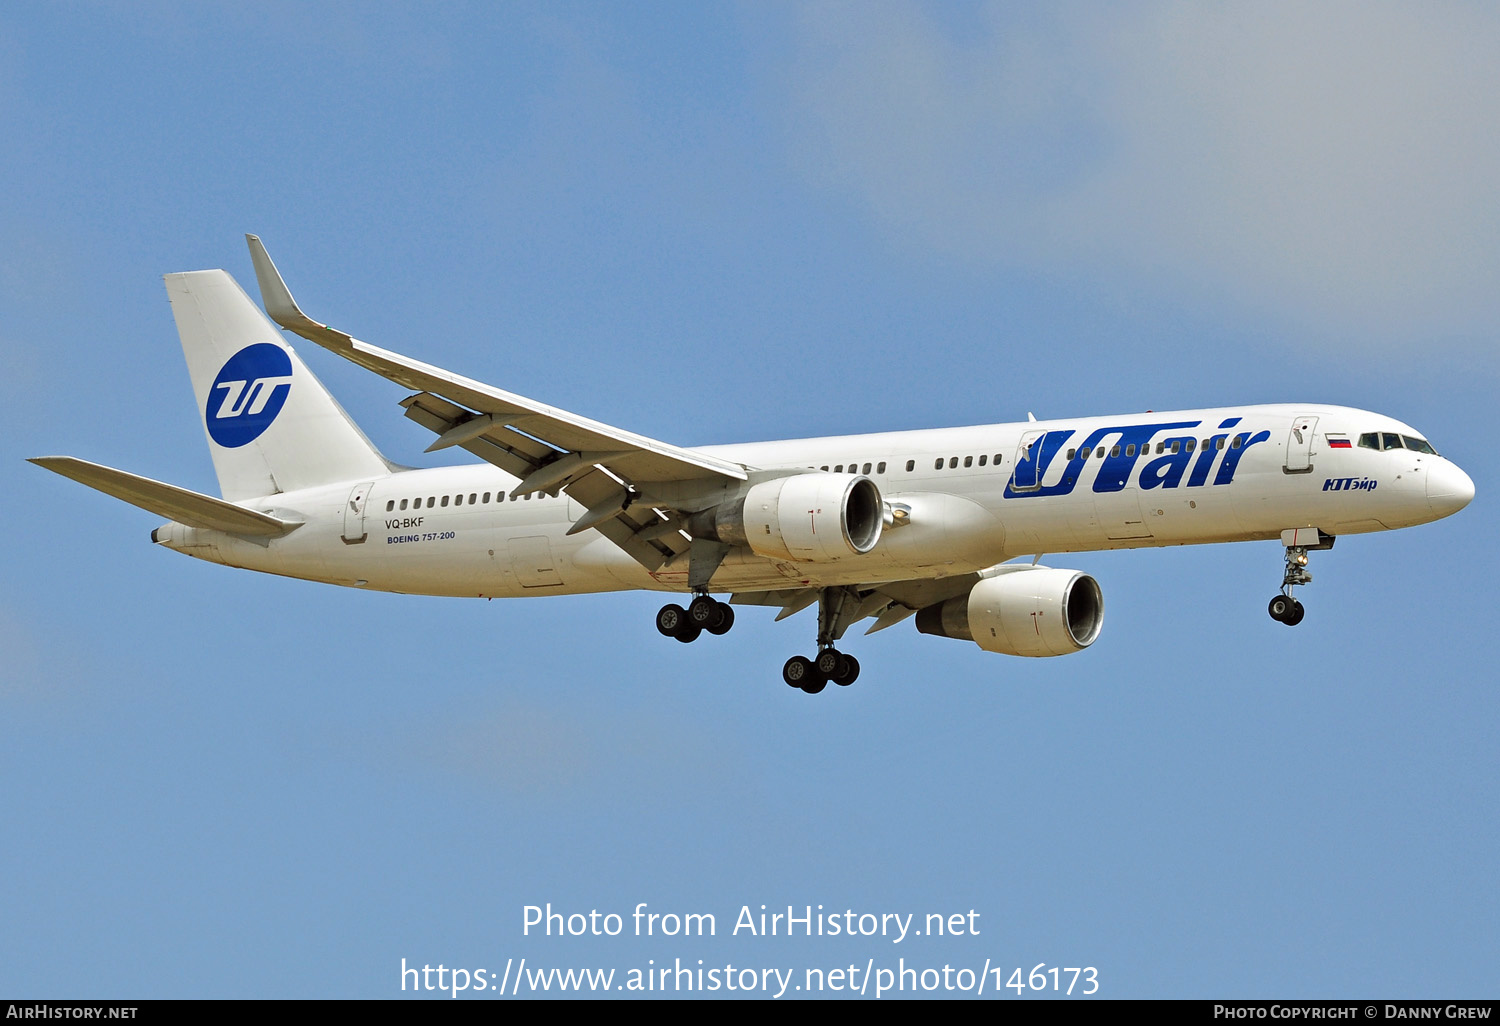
top-left (206, 344), bottom-right (294, 448)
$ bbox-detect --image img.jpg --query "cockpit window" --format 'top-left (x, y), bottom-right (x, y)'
top-left (1358, 433), bottom-right (1379, 450)
top-left (1382, 432), bottom-right (1403, 451)
top-left (1402, 435), bottom-right (1437, 455)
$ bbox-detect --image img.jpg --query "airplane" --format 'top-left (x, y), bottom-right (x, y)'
top-left (30, 236), bottom-right (1475, 694)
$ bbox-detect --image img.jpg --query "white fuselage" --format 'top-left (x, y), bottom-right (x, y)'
top-left (155, 403), bottom-right (1472, 599)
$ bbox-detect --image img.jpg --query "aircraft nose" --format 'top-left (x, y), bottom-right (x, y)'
top-left (1427, 460), bottom-right (1475, 518)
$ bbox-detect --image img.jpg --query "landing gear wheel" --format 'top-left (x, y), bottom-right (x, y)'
top-left (656, 603), bottom-right (688, 637)
top-left (675, 624), bottom-right (702, 644)
top-left (688, 595), bottom-right (722, 629)
top-left (831, 654), bottom-right (860, 687)
top-left (801, 676), bottom-right (828, 695)
top-left (705, 602), bottom-right (735, 636)
top-left (1285, 600), bottom-right (1305, 626)
top-left (1268, 595), bottom-right (1294, 623)
top-left (783, 655), bottom-right (817, 689)
top-left (815, 648), bottom-right (846, 677)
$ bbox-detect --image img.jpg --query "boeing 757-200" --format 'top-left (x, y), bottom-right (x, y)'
top-left (30, 237), bottom-right (1475, 693)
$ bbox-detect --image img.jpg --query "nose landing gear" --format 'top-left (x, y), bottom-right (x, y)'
top-left (1268, 529), bottom-right (1334, 626)
top-left (1268, 591), bottom-right (1305, 626)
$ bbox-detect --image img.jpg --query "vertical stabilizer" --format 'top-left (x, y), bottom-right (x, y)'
top-left (165, 270), bottom-right (390, 500)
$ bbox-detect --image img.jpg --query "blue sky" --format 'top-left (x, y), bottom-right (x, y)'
top-left (3, 2), bottom-right (1495, 999)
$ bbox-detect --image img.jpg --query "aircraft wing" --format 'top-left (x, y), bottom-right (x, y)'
top-left (28, 457), bottom-right (302, 538)
top-left (246, 235), bottom-right (747, 570)
top-left (732, 573), bottom-right (985, 637)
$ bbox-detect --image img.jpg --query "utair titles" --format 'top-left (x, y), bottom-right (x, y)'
top-left (523, 903), bottom-right (980, 944)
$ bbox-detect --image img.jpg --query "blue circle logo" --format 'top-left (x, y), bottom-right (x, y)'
top-left (205, 344), bottom-right (294, 448)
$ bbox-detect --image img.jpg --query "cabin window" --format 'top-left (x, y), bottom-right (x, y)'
top-left (994, 454), bottom-right (1002, 464)
top-left (454, 494), bottom-right (463, 506)
top-left (1170, 441), bottom-right (1181, 454)
top-left (821, 465), bottom-right (829, 471)
top-left (978, 455), bottom-right (987, 466)
top-left (863, 463), bottom-right (872, 474)
top-left (426, 497), bottom-right (435, 508)
top-left (949, 457), bottom-right (959, 469)
top-left (441, 495), bottom-right (450, 507)
top-left (386, 500), bottom-right (394, 511)
top-left (934, 458), bottom-right (944, 470)
top-left (1231, 435), bottom-right (1243, 449)
top-left (877, 462), bottom-right (886, 474)
top-left (963, 456), bottom-right (973, 468)
top-left (1216, 437), bottom-right (1226, 450)
top-left (1067, 449), bottom-right (1076, 460)
top-left (470, 493), bottom-right (477, 504)
top-left (906, 460), bottom-right (915, 472)
top-left (483, 492), bottom-right (491, 503)
top-left (400, 499), bottom-right (409, 510)
top-left (834, 465), bottom-right (843, 473)
top-left (1126, 444), bottom-right (1136, 457)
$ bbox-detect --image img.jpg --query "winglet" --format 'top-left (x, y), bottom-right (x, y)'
top-left (245, 234), bottom-right (336, 341)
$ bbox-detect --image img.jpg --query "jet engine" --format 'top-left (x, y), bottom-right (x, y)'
top-left (915, 568), bottom-right (1103, 657)
top-left (686, 473), bottom-right (883, 562)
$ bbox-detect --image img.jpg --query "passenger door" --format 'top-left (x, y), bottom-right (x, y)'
top-left (1011, 430), bottom-right (1047, 490)
top-left (1284, 416), bottom-right (1319, 474)
top-left (341, 481), bottom-right (374, 543)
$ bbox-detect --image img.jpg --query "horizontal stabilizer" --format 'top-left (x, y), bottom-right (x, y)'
top-left (28, 457), bottom-right (301, 538)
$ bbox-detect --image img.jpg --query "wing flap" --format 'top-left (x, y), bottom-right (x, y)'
top-left (398, 391), bottom-right (689, 569)
top-left (29, 457), bottom-right (301, 538)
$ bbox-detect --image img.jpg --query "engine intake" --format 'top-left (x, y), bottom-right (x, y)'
top-left (688, 473), bottom-right (883, 562)
top-left (915, 568), bottom-right (1103, 657)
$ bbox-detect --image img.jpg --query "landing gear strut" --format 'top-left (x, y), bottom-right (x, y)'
top-left (656, 592), bottom-right (733, 644)
top-left (1268, 529), bottom-right (1334, 626)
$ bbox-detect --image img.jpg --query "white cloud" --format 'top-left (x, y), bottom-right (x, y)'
top-left (787, 1), bottom-right (1500, 341)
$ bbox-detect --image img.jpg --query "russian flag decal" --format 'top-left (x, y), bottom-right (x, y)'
top-left (1327, 434), bottom-right (1352, 448)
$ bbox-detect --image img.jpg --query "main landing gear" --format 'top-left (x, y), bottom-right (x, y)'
top-left (782, 649), bottom-right (860, 693)
top-left (656, 584), bottom-right (867, 695)
top-left (784, 585), bottom-right (864, 694)
top-left (1268, 529), bottom-right (1334, 627)
top-left (656, 593), bottom-right (734, 644)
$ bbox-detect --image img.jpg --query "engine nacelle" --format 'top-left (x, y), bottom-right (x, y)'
top-left (915, 568), bottom-right (1103, 657)
top-left (688, 473), bottom-right (883, 562)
